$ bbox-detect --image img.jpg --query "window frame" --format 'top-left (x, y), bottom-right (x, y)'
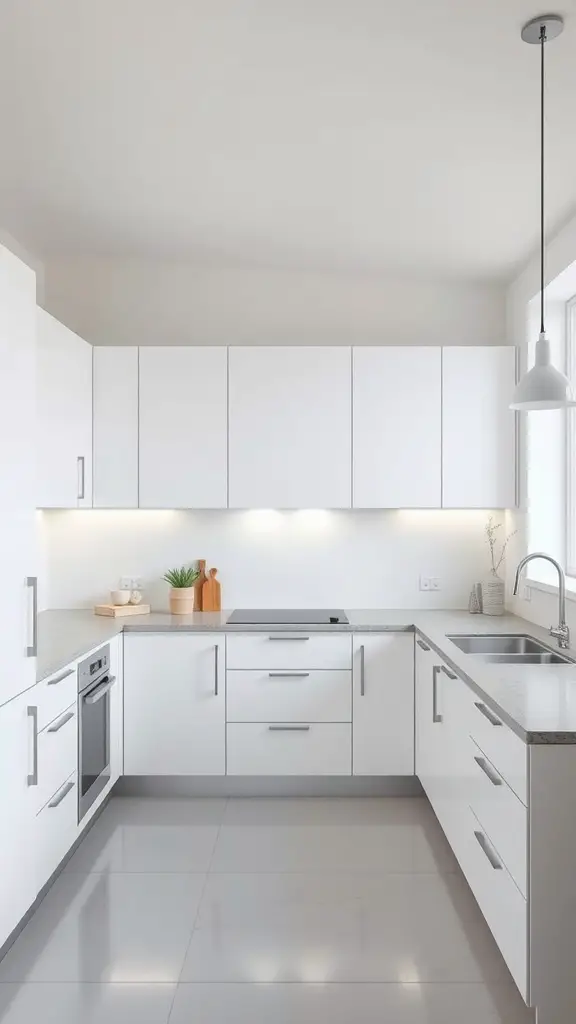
top-left (565, 295), bottom-right (576, 578)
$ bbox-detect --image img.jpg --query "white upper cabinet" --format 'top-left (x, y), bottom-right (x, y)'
top-left (229, 346), bottom-right (352, 508)
top-left (37, 308), bottom-right (93, 508)
top-left (352, 633), bottom-right (414, 775)
top-left (93, 346), bottom-right (138, 508)
top-left (0, 246), bottom-right (37, 706)
top-left (138, 346), bottom-right (227, 508)
top-left (442, 347), bottom-right (517, 508)
top-left (353, 347), bottom-right (441, 508)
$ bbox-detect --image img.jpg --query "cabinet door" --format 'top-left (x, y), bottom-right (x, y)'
top-left (109, 636), bottom-right (124, 785)
top-left (138, 346), bottom-right (227, 508)
top-left (0, 246), bottom-right (37, 707)
top-left (37, 308), bottom-right (93, 508)
top-left (229, 347), bottom-right (352, 508)
top-left (442, 347), bottom-right (517, 508)
top-left (123, 634), bottom-right (225, 774)
top-left (0, 692), bottom-right (37, 948)
top-left (415, 638), bottom-right (440, 799)
top-left (353, 347), bottom-right (441, 508)
top-left (353, 634), bottom-right (414, 775)
top-left (93, 347), bottom-right (138, 507)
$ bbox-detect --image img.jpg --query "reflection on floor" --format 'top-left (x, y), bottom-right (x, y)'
top-left (0, 796), bottom-right (534, 1022)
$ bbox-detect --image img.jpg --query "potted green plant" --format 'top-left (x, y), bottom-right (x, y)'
top-left (163, 565), bottom-right (200, 615)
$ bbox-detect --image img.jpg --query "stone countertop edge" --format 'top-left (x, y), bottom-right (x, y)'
top-left (35, 609), bottom-right (576, 746)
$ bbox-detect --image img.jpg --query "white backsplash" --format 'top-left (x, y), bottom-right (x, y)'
top-left (40, 508), bottom-right (500, 612)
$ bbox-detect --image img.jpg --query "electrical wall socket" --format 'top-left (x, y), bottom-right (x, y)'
top-left (119, 577), bottom-right (143, 591)
top-left (419, 576), bottom-right (441, 592)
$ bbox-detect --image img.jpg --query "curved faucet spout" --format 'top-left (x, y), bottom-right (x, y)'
top-left (513, 552), bottom-right (569, 649)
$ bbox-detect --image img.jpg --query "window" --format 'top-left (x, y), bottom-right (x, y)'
top-left (566, 295), bottom-right (576, 577)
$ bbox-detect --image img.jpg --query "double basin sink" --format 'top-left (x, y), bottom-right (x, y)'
top-left (447, 633), bottom-right (575, 666)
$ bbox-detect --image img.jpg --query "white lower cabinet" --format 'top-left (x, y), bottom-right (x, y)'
top-left (0, 692), bottom-right (37, 950)
top-left (35, 772), bottom-right (79, 890)
top-left (227, 669), bottom-right (351, 724)
top-left (227, 723), bottom-right (351, 776)
top-left (123, 633), bottom-right (226, 775)
top-left (352, 634), bottom-right (414, 775)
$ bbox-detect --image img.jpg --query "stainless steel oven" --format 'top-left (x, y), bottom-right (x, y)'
top-left (78, 644), bottom-right (116, 823)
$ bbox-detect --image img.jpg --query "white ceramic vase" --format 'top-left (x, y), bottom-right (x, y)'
top-left (481, 573), bottom-right (505, 616)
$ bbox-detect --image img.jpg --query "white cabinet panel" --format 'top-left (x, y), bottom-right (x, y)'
top-left (35, 771), bottom-right (79, 891)
top-left (229, 347), bottom-right (351, 508)
top-left (34, 703), bottom-right (77, 815)
top-left (0, 247), bottom-right (37, 707)
top-left (227, 633), bottom-right (352, 671)
top-left (138, 346), bottom-right (227, 508)
top-left (37, 308), bottom-right (93, 508)
top-left (123, 634), bottom-right (225, 775)
top-left (353, 347), bottom-right (441, 508)
top-left (353, 634), bottom-right (414, 775)
top-left (93, 347), bottom-right (138, 507)
top-left (227, 723), bottom-right (351, 776)
top-left (0, 692), bottom-right (37, 948)
top-left (442, 347), bottom-right (517, 508)
top-left (227, 669), bottom-right (351, 723)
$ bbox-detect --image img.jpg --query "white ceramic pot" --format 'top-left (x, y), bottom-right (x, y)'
top-left (481, 574), bottom-right (505, 616)
top-left (110, 589), bottom-right (131, 606)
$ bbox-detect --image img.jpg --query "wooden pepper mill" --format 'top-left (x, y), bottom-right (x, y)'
top-left (202, 568), bottom-right (221, 612)
top-left (194, 560), bottom-right (207, 611)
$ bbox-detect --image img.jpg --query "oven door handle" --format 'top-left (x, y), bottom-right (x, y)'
top-left (84, 675), bottom-right (116, 705)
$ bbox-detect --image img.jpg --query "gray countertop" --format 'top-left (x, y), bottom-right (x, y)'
top-left (36, 608), bottom-right (576, 745)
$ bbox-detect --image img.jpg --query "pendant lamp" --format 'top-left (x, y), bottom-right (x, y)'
top-left (510, 14), bottom-right (576, 411)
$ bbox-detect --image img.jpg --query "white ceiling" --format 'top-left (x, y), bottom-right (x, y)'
top-left (0, 0), bottom-right (575, 281)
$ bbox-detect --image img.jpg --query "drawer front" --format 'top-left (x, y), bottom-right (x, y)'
top-left (37, 664), bottom-right (77, 733)
top-left (469, 698), bottom-right (527, 805)
top-left (35, 702), bottom-right (78, 815)
top-left (226, 633), bottom-right (352, 670)
top-left (459, 808), bottom-right (527, 999)
top-left (227, 723), bottom-right (352, 775)
top-left (468, 738), bottom-right (527, 897)
top-left (36, 772), bottom-right (79, 891)
top-left (227, 669), bottom-right (352, 723)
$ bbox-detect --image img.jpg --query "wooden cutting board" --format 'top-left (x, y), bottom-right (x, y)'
top-left (94, 603), bottom-right (151, 618)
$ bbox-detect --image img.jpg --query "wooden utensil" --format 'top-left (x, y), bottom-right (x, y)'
top-left (194, 559), bottom-right (207, 611)
top-left (202, 568), bottom-right (221, 612)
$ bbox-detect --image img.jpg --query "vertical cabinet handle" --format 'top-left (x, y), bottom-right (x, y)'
top-left (359, 643), bottom-right (366, 696)
top-left (417, 639), bottom-right (430, 651)
top-left (214, 643), bottom-right (219, 696)
top-left (27, 706), bottom-right (38, 786)
top-left (432, 665), bottom-right (443, 723)
top-left (26, 576), bottom-right (38, 657)
top-left (77, 456), bottom-right (85, 501)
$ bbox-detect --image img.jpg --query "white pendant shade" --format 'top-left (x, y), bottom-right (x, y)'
top-left (511, 332), bottom-right (576, 410)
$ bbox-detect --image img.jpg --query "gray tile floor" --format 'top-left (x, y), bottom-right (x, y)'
top-left (0, 797), bottom-right (535, 1022)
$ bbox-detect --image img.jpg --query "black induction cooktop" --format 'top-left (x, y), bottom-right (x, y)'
top-left (226, 609), bottom-right (349, 625)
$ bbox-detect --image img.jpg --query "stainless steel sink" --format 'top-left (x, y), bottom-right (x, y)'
top-left (479, 652), bottom-right (574, 665)
top-left (448, 634), bottom-right (554, 655)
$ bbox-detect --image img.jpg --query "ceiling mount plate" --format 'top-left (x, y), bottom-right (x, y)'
top-left (521, 13), bottom-right (564, 44)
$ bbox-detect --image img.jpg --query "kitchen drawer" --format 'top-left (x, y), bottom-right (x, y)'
top-left (37, 662), bottom-right (77, 733)
top-left (469, 697), bottom-right (527, 805)
top-left (457, 806), bottom-right (527, 999)
top-left (36, 772), bottom-right (79, 891)
top-left (227, 669), bottom-right (351, 723)
top-left (226, 633), bottom-right (352, 671)
top-left (34, 702), bottom-right (78, 815)
top-left (227, 723), bottom-right (352, 775)
top-left (468, 737), bottom-right (527, 897)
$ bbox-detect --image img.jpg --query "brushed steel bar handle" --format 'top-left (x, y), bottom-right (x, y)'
top-left (214, 644), bottom-right (219, 696)
top-left (268, 725), bottom-right (311, 732)
top-left (441, 665), bottom-right (457, 680)
top-left (267, 636), bottom-right (310, 641)
top-left (474, 701), bottom-right (502, 727)
top-left (47, 710), bottom-right (75, 734)
top-left (77, 456), bottom-right (85, 500)
top-left (47, 667), bottom-right (75, 687)
top-left (26, 576), bottom-right (38, 657)
top-left (360, 643), bottom-right (365, 696)
top-left (474, 830), bottom-right (503, 870)
top-left (474, 755), bottom-right (502, 787)
top-left (268, 672), bottom-right (310, 678)
top-left (27, 706), bottom-right (38, 786)
top-left (417, 639), bottom-right (430, 651)
top-left (432, 666), bottom-right (443, 723)
top-left (48, 780), bottom-right (75, 809)
top-left (84, 675), bottom-right (116, 705)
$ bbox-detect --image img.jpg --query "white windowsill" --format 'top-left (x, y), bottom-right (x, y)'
top-left (524, 576), bottom-right (576, 603)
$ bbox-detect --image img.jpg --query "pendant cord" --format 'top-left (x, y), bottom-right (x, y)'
top-left (540, 24), bottom-right (546, 335)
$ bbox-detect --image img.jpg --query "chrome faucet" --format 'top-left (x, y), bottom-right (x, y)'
top-left (513, 552), bottom-right (570, 649)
